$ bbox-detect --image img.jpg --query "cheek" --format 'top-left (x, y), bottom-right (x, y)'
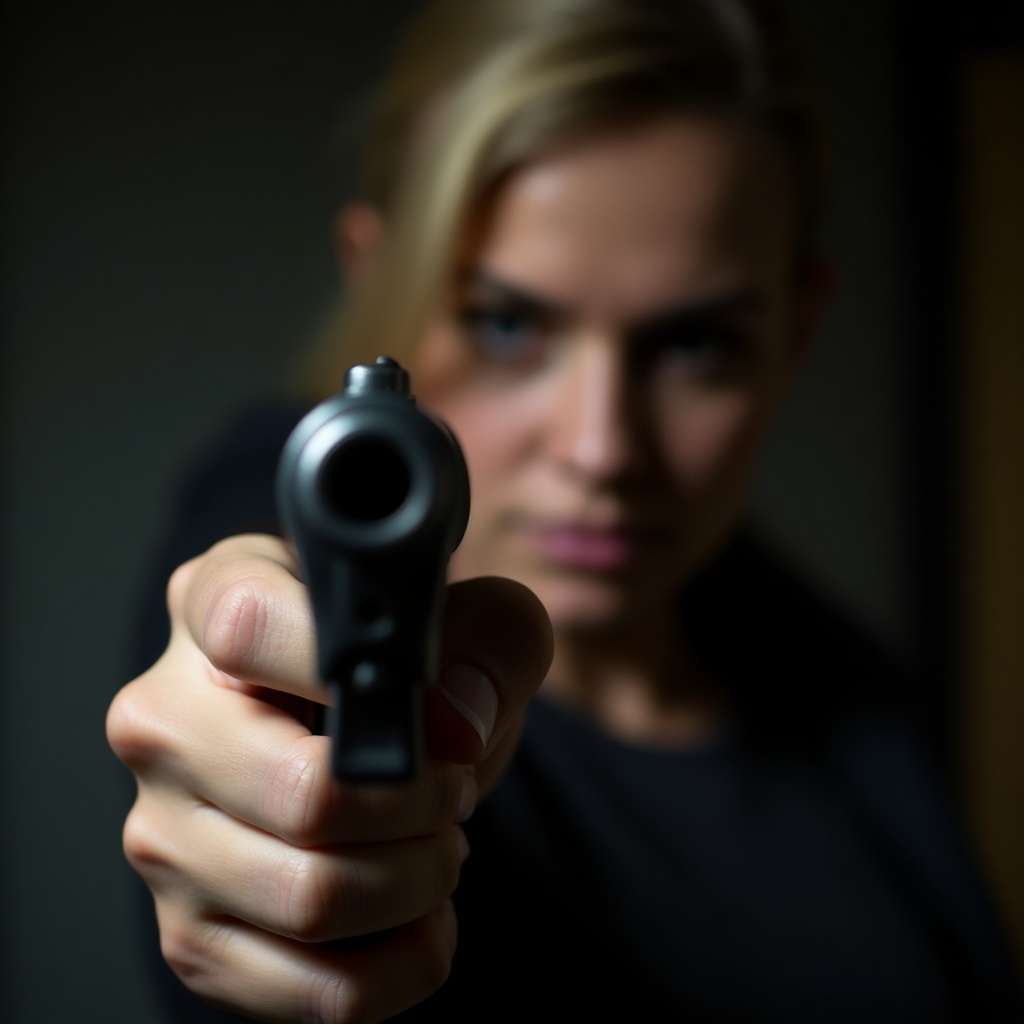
top-left (412, 323), bottom-right (552, 488)
top-left (410, 321), bottom-right (468, 401)
top-left (413, 381), bottom-right (528, 517)
top-left (422, 392), bottom-right (531, 584)
top-left (442, 401), bottom-right (515, 490)
top-left (659, 388), bottom-right (772, 499)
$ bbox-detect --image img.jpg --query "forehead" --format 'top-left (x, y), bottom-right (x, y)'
top-left (466, 117), bottom-right (797, 314)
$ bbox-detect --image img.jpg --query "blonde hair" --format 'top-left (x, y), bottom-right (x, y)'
top-left (303, 0), bottom-right (828, 396)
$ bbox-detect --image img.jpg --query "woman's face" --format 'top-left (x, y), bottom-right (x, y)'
top-left (411, 116), bottom-right (822, 634)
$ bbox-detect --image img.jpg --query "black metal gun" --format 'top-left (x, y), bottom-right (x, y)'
top-left (276, 356), bottom-right (470, 781)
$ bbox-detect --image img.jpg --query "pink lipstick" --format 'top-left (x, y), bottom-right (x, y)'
top-left (530, 524), bottom-right (636, 571)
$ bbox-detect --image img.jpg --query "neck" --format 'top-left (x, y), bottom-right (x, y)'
top-left (542, 607), bottom-right (728, 749)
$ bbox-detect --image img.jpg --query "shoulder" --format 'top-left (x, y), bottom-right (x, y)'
top-left (685, 534), bottom-right (1024, 1013)
top-left (682, 529), bottom-right (914, 746)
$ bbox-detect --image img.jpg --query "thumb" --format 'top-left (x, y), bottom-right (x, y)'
top-left (424, 576), bottom-right (552, 771)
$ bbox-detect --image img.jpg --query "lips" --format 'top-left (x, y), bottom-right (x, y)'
top-left (527, 522), bottom-right (641, 572)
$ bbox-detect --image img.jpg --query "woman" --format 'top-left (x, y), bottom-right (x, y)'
top-left (107, 0), bottom-right (1022, 1020)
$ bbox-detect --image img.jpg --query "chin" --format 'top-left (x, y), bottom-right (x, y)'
top-left (531, 574), bottom-right (656, 634)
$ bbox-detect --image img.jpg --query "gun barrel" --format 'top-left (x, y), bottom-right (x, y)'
top-left (276, 356), bottom-right (470, 780)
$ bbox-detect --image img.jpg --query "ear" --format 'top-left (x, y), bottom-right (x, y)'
top-left (333, 202), bottom-right (385, 284)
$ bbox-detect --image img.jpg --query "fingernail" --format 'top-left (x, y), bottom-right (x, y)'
top-left (438, 661), bottom-right (498, 748)
top-left (456, 771), bottom-right (477, 824)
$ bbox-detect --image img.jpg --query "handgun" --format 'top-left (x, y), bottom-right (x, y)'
top-left (276, 356), bottom-right (470, 781)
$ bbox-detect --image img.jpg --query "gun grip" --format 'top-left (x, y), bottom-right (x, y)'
top-left (327, 663), bottom-right (422, 780)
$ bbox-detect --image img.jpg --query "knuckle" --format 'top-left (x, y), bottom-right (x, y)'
top-left (106, 678), bottom-right (172, 772)
top-left (166, 556), bottom-right (200, 616)
top-left (203, 576), bottom-right (271, 677)
top-left (304, 911), bottom-right (455, 1024)
top-left (122, 802), bottom-right (173, 877)
top-left (273, 850), bottom-right (341, 943)
top-left (308, 970), bottom-right (363, 1024)
top-left (159, 912), bottom-right (230, 994)
top-left (105, 685), bottom-right (140, 764)
top-left (159, 915), bottom-right (204, 983)
top-left (421, 932), bottom-right (454, 1000)
top-left (267, 746), bottom-right (332, 847)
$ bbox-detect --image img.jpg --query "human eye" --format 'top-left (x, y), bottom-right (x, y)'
top-left (634, 319), bottom-right (750, 380)
top-left (457, 303), bottom-right (548, 364)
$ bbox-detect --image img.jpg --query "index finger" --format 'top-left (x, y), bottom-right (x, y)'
top-left (174, 534), bottom-right (326, 701)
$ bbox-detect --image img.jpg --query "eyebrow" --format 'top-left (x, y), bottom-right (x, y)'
top-left (638, 289), bottom-right (764, 327)
top-left (458, 267), bottom-right (764, 328)
top-left (458, 268), bottom-right (573, 320)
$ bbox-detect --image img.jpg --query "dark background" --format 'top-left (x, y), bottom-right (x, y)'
top-left (1, 2), bottom-right (1012, 1020)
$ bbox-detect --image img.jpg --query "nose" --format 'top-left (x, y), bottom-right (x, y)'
top-left (548, 335), bottom-right (640, 482)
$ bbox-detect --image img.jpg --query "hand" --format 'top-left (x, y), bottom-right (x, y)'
top-left (107, 534), bottom-right (552, 1023)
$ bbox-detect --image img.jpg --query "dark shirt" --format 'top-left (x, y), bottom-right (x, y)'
top-left (131, 404), bottom-right (1024, 1023)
